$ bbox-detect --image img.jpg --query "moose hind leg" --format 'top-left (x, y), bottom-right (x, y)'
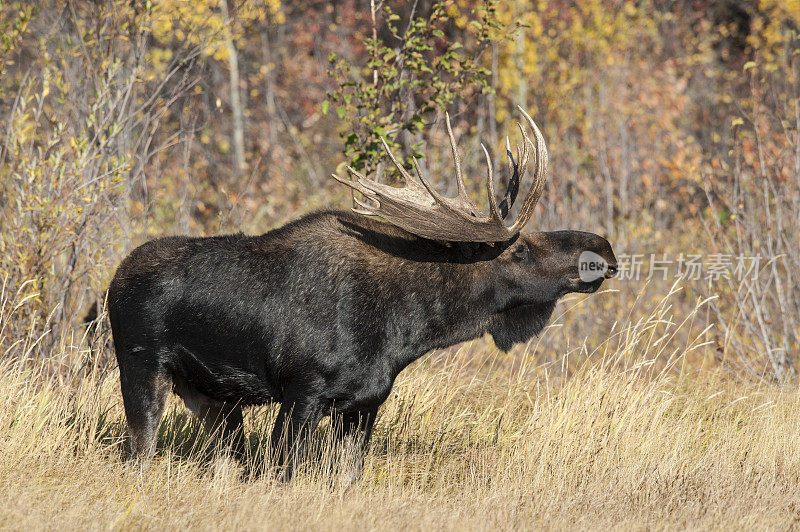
top-left (173, 377), bottom-right (246, 457)
top-left (201, 403), bottom-right (245, 458)
top-left (118, 359), bottom-right (172, 460)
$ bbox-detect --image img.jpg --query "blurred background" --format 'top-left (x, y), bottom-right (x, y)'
top-left (1, 0), bottom-right (798, 384)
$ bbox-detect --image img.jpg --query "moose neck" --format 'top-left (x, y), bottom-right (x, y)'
top-left (384, 242), bottom-right (559, 365)
top-left (333, 214), bottom-right (558, 366)
top-left (384, 244), bottom-right (513, 366)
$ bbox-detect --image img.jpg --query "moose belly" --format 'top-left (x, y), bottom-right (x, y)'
top-left (165, 342), bottom-right (279, 405)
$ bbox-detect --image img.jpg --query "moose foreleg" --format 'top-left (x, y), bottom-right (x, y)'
top-left (270, 397), bottom-right (325, 481)
top-left (332, 407), bottom-right (378, 486)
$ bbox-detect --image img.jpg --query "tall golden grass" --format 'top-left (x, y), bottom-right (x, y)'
top-left (1, 283), bottom-right (798, 530)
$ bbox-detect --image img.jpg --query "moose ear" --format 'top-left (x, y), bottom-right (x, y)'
top-left (510, 243), bottom-right (529, 263)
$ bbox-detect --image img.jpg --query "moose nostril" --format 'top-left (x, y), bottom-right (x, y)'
top-left (605, 265), bottom-right (618, 278)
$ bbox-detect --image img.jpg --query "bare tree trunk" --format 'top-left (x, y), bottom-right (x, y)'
top-left (260, 22), bottom-right (278, 147)
top-left (370, 0), bottom-right (378, 87)
top-left (515, 4), bottom-right (527, 109)
top-left (222, 0), bottom-right (245, 178)
top-left (488, 42), bottom-right (499, 150)
top-left (487, 42), bottom-right (499, 196)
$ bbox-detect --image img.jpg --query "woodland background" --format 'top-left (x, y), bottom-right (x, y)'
top-left (1, 1), bottom-right (799, 528)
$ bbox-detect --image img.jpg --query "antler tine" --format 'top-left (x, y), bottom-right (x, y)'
top-left (332, 167), bottom-right (384, 216)
top-left (508, 105), bottom-right (549, 234)
top-left (498, 120), bottom-right (536, 219)
top-left (444, 112), bottom-right (468, 198)
top-left (332, 169), bottom-right (371, 198)
top-left (379, 136), bottom-right (422, 188)
top-left (411, 155), bottom-right (460, 212)
top-left (480, 143), bottom-right (502, 221)
top-left (353, 195), bottom-right (380, 215)
top-left (516, 121), bottom-right (533, 182)
top-left (498, 135), bottom-right (520, 219)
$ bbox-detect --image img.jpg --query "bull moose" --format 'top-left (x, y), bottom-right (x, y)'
top-left (107, 107), bottom-right (617, 480)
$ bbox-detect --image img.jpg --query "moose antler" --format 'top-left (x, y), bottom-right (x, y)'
top-left (332, 105), bottom-right (549, 242)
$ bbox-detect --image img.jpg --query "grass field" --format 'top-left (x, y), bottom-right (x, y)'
top-left (2, 288), bottom-right (798, 530)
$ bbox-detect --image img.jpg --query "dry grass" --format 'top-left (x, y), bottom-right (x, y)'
top-left (1, 287), bottom-right (798, 530)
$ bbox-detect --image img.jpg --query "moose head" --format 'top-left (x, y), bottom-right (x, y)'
top-left (333, 106), bottom-right (618, 349)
